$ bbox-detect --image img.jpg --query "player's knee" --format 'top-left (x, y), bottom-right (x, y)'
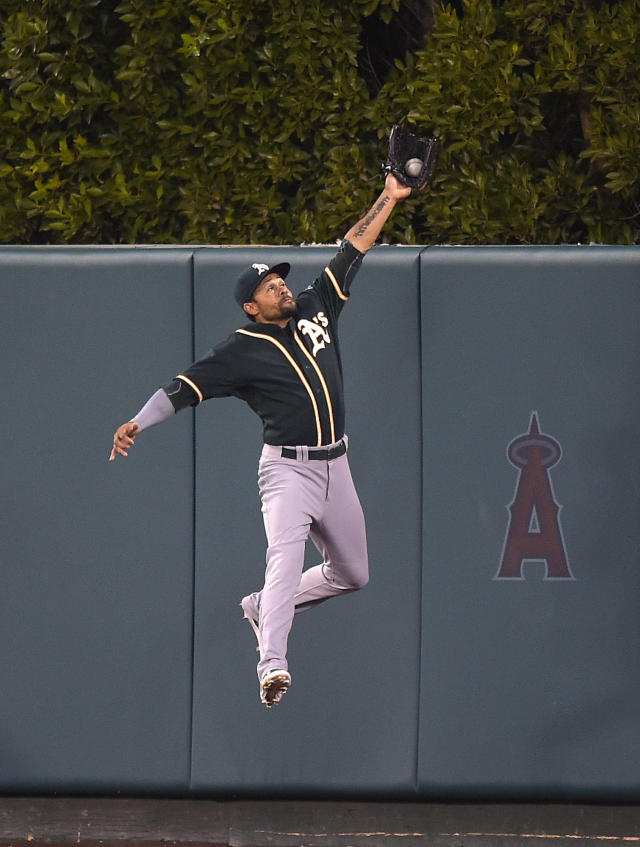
top-left (347, 557), bottom-right (369, 590)
top-left (353, 571), bottom-right (369, 590)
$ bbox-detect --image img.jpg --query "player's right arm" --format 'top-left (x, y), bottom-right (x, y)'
top-left (109, 385), bottom-right (181, 461)
top-left (110, 421), bottom-right (141, 461)
top-left (109, 336), bottom-right (240, 462)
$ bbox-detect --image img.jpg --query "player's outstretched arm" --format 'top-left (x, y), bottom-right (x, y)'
top-left (110, 421), bottom-right (140, 461)
top-left (344, 174), bottom-right (412, 255)
top-left (108, 386), bottom-right (176, 461)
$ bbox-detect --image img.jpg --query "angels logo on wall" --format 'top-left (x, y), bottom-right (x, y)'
top-left (495, 412), bottom-right (573, 581)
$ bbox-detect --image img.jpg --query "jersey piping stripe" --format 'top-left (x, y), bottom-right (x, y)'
top-left (325, 266), bottom-right (349, 302)
top-left (176, 374), bottom-right (203, 404)
top-left (293, 331), bottom-right (336, 444)
top-left (236, 328), bottom-right (323, 446)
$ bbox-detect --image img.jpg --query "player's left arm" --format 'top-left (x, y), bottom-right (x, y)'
top-left (344, 174), bottom-right (411, 255)
top-left (312, 175), bottom-right (411, 316)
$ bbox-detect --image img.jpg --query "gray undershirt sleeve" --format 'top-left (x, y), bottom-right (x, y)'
top-left (131, 388), bottom-right (175, 432)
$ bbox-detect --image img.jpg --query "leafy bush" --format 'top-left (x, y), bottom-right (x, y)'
top-left (0, 0), bottom-right (638, 244)
top-left (370, 0), bottom-right (640, 244)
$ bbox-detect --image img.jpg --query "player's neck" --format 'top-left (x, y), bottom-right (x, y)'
top-left (255, 316), bottom-right (291, 329)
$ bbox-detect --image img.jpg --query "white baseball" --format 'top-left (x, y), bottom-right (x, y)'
top-left (404, 158), bottom-right (423, 177)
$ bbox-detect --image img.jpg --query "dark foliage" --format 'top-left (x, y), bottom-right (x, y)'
top-left (1, 0), bottom-right (638, 244)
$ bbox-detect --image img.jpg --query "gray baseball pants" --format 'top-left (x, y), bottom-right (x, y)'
top-left (253, 437), bottom-right (369, 680)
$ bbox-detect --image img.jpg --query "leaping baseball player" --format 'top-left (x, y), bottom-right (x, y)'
top-left (110, 172), bottom-right (414, 707)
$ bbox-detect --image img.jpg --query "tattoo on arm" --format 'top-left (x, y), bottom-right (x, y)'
top-left (353, 196), bottom-right (391, 238)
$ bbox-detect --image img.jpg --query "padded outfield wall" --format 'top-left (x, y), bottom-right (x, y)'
top-left (0, 245), bottom-right (638, 798)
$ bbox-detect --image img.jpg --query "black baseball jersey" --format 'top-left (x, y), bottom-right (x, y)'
top-left (165, 240), bottom-right (364, 447)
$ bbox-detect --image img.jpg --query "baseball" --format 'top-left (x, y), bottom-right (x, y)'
top-left (404, 158), bottom-right (423, 177)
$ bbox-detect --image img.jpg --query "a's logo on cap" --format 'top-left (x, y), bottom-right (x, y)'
top-left (252, 263), bottom-right (269, 275)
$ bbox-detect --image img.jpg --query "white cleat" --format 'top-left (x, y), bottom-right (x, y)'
top-left (260, 669), bottom-right (291, 708)
top-left (241, 594), bottom-right (261, 651)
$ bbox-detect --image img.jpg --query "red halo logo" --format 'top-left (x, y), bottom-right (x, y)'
top-left (495, 412), bottom-right (573, 581)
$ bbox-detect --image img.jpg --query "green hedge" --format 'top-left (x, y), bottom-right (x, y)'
top-left (1, 0), bottom-right (638, 244)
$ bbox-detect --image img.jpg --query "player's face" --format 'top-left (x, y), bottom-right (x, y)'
top-left (247, 273), bottom-right (298, 326)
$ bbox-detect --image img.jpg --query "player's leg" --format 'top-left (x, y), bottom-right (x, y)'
top-left (293, 452), bottom-right (368, 610)
top-left (254, 455), bottom-right (327, 681)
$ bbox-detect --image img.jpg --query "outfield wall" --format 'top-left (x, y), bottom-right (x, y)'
top-left (0, 245), bottom-right (638, 798)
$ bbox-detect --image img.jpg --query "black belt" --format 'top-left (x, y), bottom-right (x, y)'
top-left (281, 440), bottom-right (346, 461)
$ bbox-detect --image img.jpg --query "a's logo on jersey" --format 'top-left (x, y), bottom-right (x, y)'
top-left (495, 412), bottom-right (573, 581)
top-left (297, 312), bottom-right (330, 357)
top-left (252, 263), bottom-right (269, 275)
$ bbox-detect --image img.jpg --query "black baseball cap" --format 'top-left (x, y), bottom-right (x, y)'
top-left (234, 261), bottom-right (291, 310)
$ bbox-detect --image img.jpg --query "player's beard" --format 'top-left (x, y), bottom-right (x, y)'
top-left (279, 297), bottom-right (298, 319)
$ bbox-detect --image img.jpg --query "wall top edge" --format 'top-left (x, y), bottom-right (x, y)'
top-left (0, 243), bottom-right (637, 251)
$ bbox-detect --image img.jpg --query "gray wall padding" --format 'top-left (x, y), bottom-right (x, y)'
top-left (0, 245), bottom-right (638, 799)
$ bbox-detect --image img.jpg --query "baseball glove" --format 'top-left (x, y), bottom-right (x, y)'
top-left (384, 124), bottom-right (440, 191)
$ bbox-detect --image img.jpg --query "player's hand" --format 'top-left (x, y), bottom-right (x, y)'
top-left (109, 421), bottom-right (140, 461)
top-left (384, 173), bottom-right (412, 201)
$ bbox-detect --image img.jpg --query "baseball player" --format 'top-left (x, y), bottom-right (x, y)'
top-left (110, 173), bottom-right (411, 707)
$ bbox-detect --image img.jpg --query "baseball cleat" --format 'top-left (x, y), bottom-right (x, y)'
top-left (241, 593), bottom-right (261, 651)
top-left (260, 669), bottom-right (291, 708)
